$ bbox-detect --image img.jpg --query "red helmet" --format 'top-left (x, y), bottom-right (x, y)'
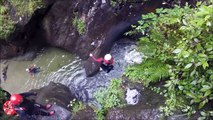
top-left (10, 94), bottom-right (23, 105)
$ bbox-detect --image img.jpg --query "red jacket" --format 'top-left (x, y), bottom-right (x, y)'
top-left (91, 56), bottom-right (114, 65)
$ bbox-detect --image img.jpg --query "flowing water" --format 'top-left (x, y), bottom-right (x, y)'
top-left (0, 39), bottom-right (143, 105)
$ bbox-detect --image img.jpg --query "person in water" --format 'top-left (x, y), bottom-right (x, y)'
top-left (26, 65), bottom-right (40, 76)
top-left (7, 92), bottom-right (55, 120)
top-left (90, 53), bottom-right (114, 73)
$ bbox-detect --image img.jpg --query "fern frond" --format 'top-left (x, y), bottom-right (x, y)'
top-left (125, 59), bottom-right (169, 86)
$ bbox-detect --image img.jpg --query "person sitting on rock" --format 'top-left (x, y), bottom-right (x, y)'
top-left (26, 65), bottom-right (40, 76)
top-left (89, 53), bottom-right (114, 73)
top-left (8, 92), bottom-right (55, 120)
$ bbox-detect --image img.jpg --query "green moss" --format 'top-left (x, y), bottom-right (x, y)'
top-left (10, 0), bottom-right (44, 16)
top-left (72, 16), bottom-right (86, 35)
top-left (0, 2), bottom-right (15, 40)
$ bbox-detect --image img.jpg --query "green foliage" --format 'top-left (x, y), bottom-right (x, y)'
top-left (72, 16), bottom-right (85, 35)
top-left (0, 89), bottom-right (6, 105)
top-left (10, 0), bottom-right (43, 16)
top-left (94, 109), bottom-right (105, 120)
top-left (0, 0), bottom-right (43, 40)
top-left (198, 110), bottom-right (213, 120)
top-left (0, 2), bottom-right (15, 40)
top-left (127, 1), bottom-right (213, 117)
top-left (125, 59), bottom-right (169, 86)
top-left (68, 99), bottom-right (86, 115)
top-left (0, 88), bottom-right (18, 120)
top-left (94, 79), bottom-right (125, 120)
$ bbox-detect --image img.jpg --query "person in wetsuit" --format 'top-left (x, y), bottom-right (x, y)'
top-left (90, 53), bottom-right (114, 73)
top-left (9, 92), bottom-right (55, 120)
top-left (26, 65), bottom-right (40, 76)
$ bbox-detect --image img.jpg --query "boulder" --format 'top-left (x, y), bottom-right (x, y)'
top-left (30, 82), bottom-right (74, 120)
top-left (72, 106), bottom-right (96, 120)
top-left (125, 88), bottom-right (140, 105)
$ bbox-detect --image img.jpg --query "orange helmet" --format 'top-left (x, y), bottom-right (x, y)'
top-left (3, 100), bottom-right (17, 115)
top-left (10, 94), bottom-right (23, 105)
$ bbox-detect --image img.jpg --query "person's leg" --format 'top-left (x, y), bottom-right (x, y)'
top-left (33, 105), bottom-right (55, 116)
top-left (100, 64), bottom-right (108, 72)
top-left (34, 103), bottom-right (52, 110)
top-left (106, 65), bottom-right (114, 73)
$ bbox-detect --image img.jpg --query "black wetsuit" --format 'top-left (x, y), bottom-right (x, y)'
top-left (13, 92), bottom-right (50, 120)
top-left (100, 62), bottom-right (114, 73)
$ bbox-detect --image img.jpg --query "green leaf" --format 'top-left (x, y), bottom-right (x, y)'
top-left (173, 49), bottom-right (181, 54)
top-left (185, 92), bottom-right (196, 98)
top-left (206, 45), bottom-right (213, 51)
top-left (198, 53), bottom-right (207, 58)
top-left (204, 90), bottom-right (211, 97)
top-left (200, 111), bottom-right (206, 116)
top-left (182, 51), bottom-right (190, 58)
top-left (199, 100), bottom-right (207, 109)
top-left (200, 85), bottom-right (211, 92)
top-left (184, 63), bottom-right (193, 69)
top-left (201, 59), bottom-right (209, 69)
top-left (182, 19), bottom-right (187, 25)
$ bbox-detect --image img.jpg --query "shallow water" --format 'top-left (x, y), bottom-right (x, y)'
top-left (0, 40), bottom-right (143, 105)
top-left (0, 47), bottom-right (75, 94)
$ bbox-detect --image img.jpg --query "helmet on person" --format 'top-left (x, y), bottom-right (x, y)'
top-left (26, 68), bottom-right (29, 72)
top-left (10, 94), bottom-right (23, 105)
top-left (104, 54), bottom-right (112, 61)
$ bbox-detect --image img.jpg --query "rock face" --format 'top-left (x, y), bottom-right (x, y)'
top-left (41, 0), bottom-right (163, 59)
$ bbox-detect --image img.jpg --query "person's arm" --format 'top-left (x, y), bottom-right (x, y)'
top-left (90, 53), bottom-right (103, 63)
top-left (20, 92), bottom-right (37, 98)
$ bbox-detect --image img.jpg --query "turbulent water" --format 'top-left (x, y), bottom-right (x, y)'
top-left (0, 39), bottom-right (143, 105)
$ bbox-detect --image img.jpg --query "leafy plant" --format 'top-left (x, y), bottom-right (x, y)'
top-left (0, 1), bottom-right (15, 40)
top-left (10, 0), bottom-right (43, 16)
top-left (127, 0), bottom-right (213, 117)
top-left (94, 109), bottom-right (105, 120)
top-left (125, 59), bottom-right (169, 86)
top-left (72, 16), bottom-right (85, 35)
top-left (68, 99), bottom-right (86, 115)
top-left (94, 79), bottom-right (125, 120)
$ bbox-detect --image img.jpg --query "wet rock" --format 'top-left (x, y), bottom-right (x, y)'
top-left (0, 61), bottom-right (9, 83)
top-left (72, 106), bottom-right (96, 120)
top-left (106, 105), bottom-right (160, 120)
top-left (39, 104), bottom-right (72, 120)
top-left (28, 82), bottom-right (74, 120)
top-left (32, 82), bottom-right (74, 110)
